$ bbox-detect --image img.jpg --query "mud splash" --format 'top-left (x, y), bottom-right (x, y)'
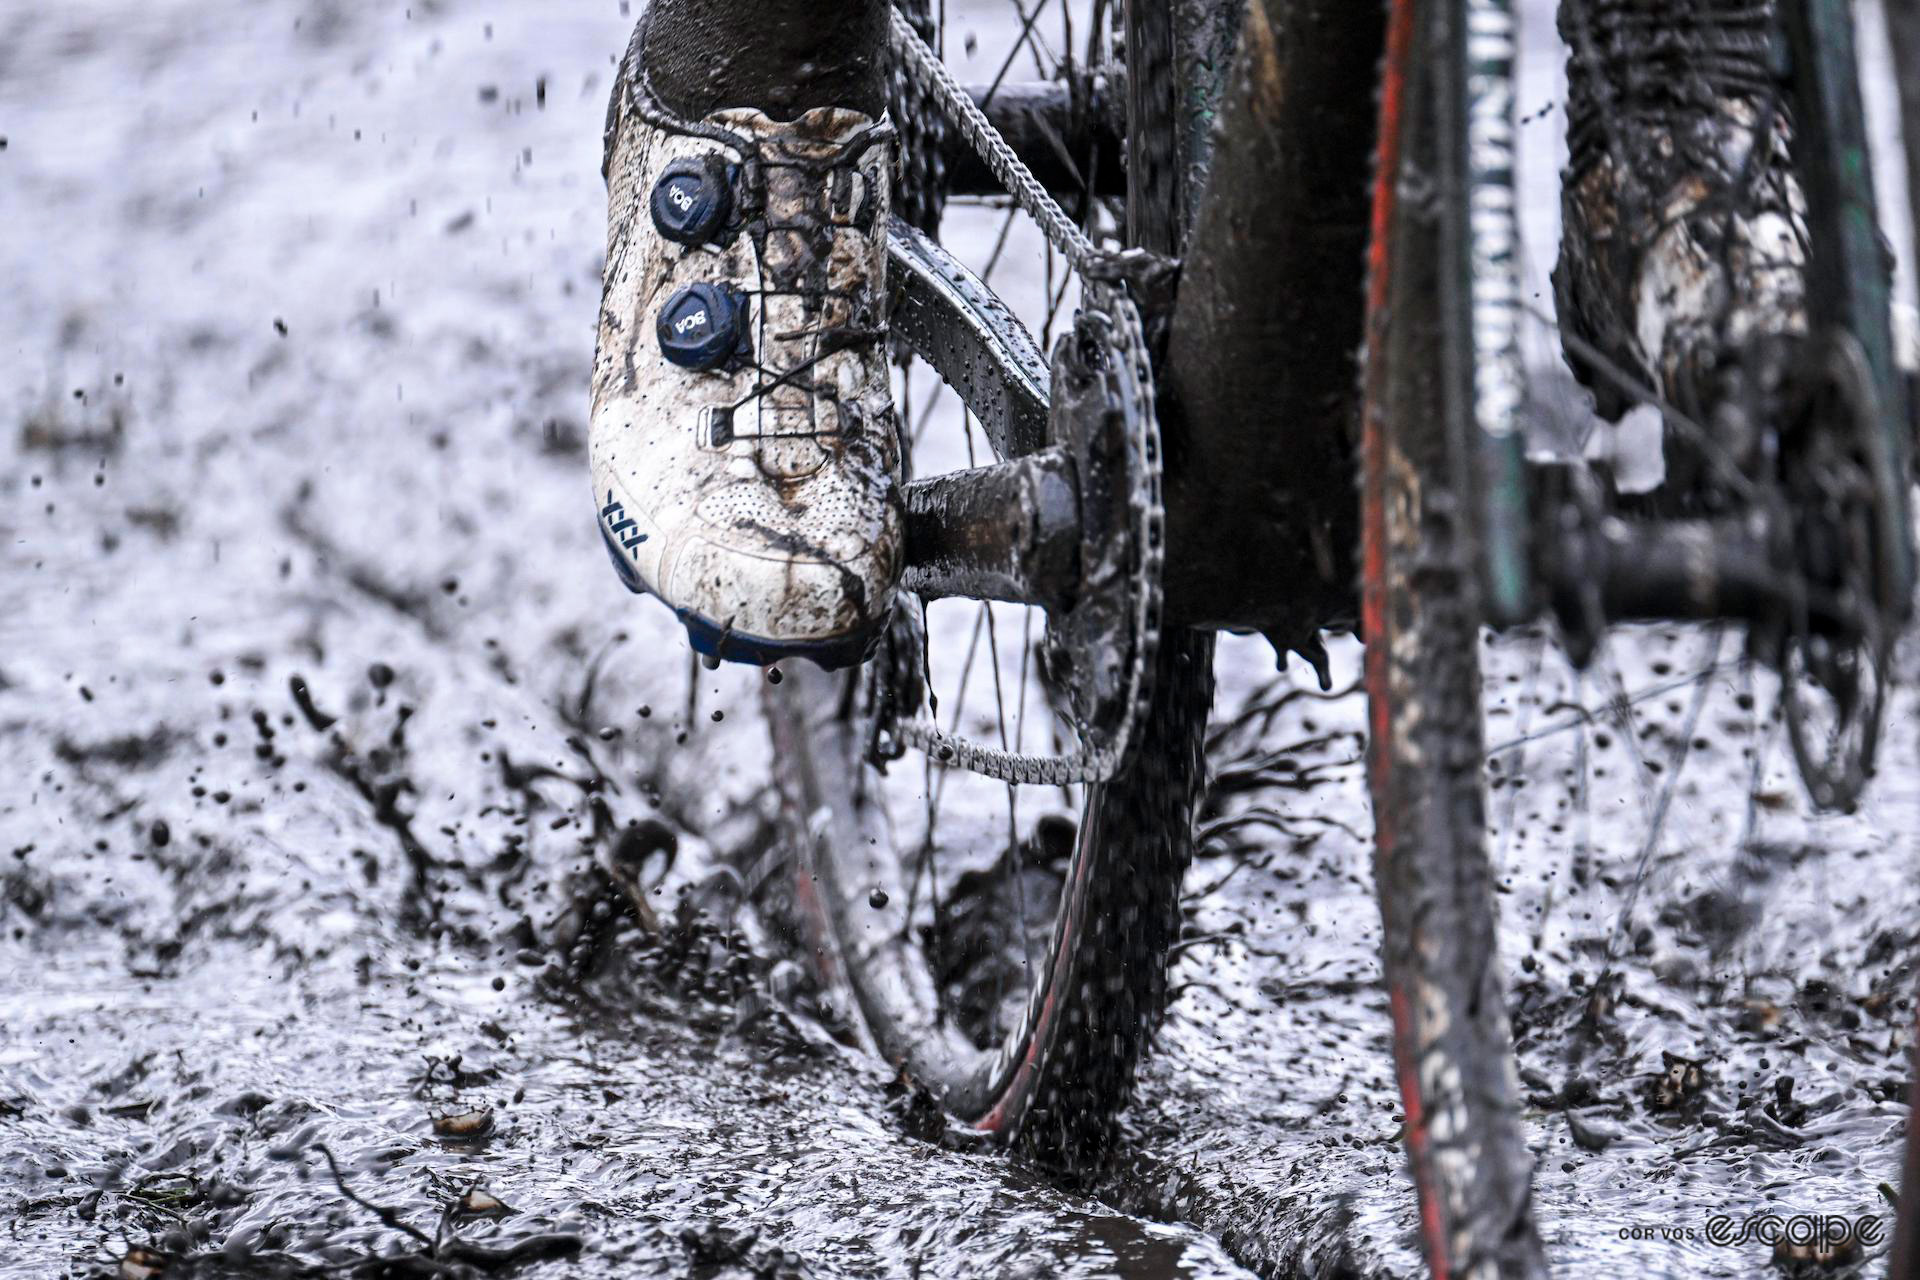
top-left (3, 1), bottom-right (1917, 1279)
top-left (1103, 629), bottom-right (1919, 1278)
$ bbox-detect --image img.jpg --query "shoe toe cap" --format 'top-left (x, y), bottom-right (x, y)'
top-left (666, 530), bottom-right (897, 643)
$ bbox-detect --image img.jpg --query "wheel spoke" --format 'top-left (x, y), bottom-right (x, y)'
top-left (982, 600), bottom-right (1036, 985)
top-left (1570, 667), bottom-right (1593, 888)
top-left (907, 604), bottom-right (987, 925)
top-left (1491, 631), bottom-right (1551, 875)
top-left (1485, 659), bottom-right (1739, 757)
top-left (1596, 627), bottom-right (1725, 991)
top-left (1737, 657), bottom-right (1775, 853)
top-left (982, 0), bottom-right (1059, 111)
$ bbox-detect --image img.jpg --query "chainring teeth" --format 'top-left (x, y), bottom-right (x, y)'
top-left (1047, 285), bottom-right (1162, 768)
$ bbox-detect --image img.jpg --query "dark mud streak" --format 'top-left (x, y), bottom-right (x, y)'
top-left (52, 728), bottom-right (177, 771)
top-left (319, 716), bottom-right (445, 931)
top-left (281, 501), bottom-right (448, 642)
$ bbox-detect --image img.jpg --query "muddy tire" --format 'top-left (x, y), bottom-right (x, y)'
top-left (763, 634), bottom-right (1211, 1167)
top-left (1359, 1), bottom-right (1546, 1275)
top-left (747, 0), bottom-right (1221, 1171)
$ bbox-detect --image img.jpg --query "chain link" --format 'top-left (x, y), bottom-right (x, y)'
top-left (887, 9), bottom-right (1097, 269)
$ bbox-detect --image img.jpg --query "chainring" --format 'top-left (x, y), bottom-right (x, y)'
top-left (1042, 283), bottom-right (1164, 765)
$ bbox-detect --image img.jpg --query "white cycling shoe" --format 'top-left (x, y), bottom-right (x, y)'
top-left (590, 42), bottom-right (903, 669)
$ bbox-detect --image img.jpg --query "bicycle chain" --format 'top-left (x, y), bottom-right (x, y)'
top-left (883, 8), bottom-right (1164, 786)
top-left (888, 9), bottom-right (1098, 271)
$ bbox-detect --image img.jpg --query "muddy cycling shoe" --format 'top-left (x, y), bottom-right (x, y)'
top-left (1553, 0), bottom-right (1807, 484)
top-left (589, 37), bottom-right (903, 670)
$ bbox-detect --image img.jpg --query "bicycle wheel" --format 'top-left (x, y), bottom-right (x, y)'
top-left (1368, 0), bottom-right (1916, 1274)
top-left (1870, 1), bottom-right (1920, 1270)
top-left (758, 1), bottom-right (1216, 1167)
top-left (1362, 2), bottom-right (1547, 1275)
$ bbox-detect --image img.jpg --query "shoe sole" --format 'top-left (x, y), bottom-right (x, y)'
top-left (600, 525), bottom-right (884, 672)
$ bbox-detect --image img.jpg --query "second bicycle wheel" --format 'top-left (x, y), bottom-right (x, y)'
top-left (1361, 0), bottom-right (1547, 1275)
top-left (758, 0), bottom-right (1217, 1167)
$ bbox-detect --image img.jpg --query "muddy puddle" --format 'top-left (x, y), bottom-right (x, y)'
top-left (3, 1), bottom-right (1918, 1278)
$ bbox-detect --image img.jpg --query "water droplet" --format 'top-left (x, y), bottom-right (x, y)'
top-left (868, 888), bottom-right (889, 909)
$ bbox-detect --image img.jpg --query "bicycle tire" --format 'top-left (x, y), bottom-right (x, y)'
top-left (1360, 1), bottom-right (1547, 1275)
top-left (764, 634), bottom-right (1211, 1163)
top-left (760, 4), bottom-right (1217, 1167)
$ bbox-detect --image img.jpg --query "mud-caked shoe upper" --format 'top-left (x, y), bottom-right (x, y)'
top-left (1552, 0), bottom-right (1809, 481)
top-left (591, 47), bottom-right (903, 669)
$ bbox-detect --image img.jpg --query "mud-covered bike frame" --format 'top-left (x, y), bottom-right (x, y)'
top-left (904, 0), bottom-right (1914, 654)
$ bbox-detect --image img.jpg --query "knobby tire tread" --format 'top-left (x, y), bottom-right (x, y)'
top-left (1005, 631), bottom-right (1214, 1166)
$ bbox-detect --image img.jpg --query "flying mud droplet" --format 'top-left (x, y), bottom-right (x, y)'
top-left (868, 888), bottom-right (889, 910)
top-left (289, 674), bottom-right (336, 731)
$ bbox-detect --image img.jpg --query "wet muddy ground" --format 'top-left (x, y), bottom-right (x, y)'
top-left (4, 2), bottom-right (1918, 1278)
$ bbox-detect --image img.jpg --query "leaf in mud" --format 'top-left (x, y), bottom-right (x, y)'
top-left (1648, 1050), bottom-right (1709, 1111)
top-left (1734, 997), bottom-right (1782, 1032)
top-left (117, 1247), bottom-right (167, 1279)
top-left (430, 1104), bottom-right (496, 1139)
top-left (454, 1186), bottom-right (514, 1219)
top-left (1773, 1230), bottom-right (1863, 1270)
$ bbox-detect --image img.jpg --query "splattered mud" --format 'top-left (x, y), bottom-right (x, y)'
top-left (3, 2), bottom-right (1917, 1279)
